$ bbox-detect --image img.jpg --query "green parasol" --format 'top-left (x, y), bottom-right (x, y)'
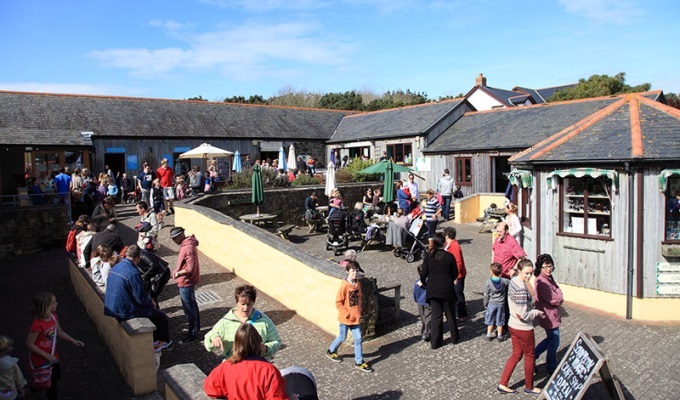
top-left (358, 160), bottom-right (415, 204)
top-left (251, 163), bottom-right (264, 215)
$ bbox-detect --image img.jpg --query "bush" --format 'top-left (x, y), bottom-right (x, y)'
top-left (334, 168), bottom-right (353, 183)
top-left (228, 167), bottom-right (282, 189)
top-left (338, 158), bottom-right (382, 182)
top-left (291, 174), bottom-right (321, 186)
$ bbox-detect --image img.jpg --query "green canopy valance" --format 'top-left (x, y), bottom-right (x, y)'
top-left (658, 169), bottom-right (680, 192)
top-left (547, 168), bottom-right (618, 192)
top-left (508, 169), bottom-right (533, 188)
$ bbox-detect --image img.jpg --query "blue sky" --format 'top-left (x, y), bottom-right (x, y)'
top-left (1, 0), bottom-right (678, 101)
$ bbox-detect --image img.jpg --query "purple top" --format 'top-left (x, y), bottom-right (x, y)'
top-left (534, 273), bottom-right (563, 329)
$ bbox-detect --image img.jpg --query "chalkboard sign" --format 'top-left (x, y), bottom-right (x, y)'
top-left (541, 332), bottom-right (622, 400)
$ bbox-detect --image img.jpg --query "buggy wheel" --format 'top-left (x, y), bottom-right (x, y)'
top-left (406, 253), bottom-right (415, 263)
top-left (326, 243), bottom-right (331, 251)
top-left (393, 250), bottom-right (402, 258)
top-left (333, 245), bottom-right (339, 255)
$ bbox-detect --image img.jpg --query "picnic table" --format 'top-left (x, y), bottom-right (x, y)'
top-left (477, 209), bottom-right (506, 233)
top-left (239, 213), bottom-right (278, 227)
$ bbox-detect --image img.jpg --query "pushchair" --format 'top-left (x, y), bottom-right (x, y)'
top-left (124, 187), bottom-right (141, 204)
top-left (349, 208), bottom-right (368, 238)
top-left (326, 209), bottom-right (349, 256)
top-left (394, 218), bottom-right (428, 263)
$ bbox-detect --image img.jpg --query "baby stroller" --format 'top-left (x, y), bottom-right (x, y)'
top-left (394, 218), bottom-right (428, 263)
top-left (326, 209), bottom-right (349, 256)
top-left (349, 208), bottom-right (368, 238)
top-left (124, 187), bottom-right (141, 204)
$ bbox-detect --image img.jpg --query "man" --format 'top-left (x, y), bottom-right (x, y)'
top-left (156, 158), bottom-right (175, 214)
top-left (492, 222), bottom-right (526, 279)
top-left (84, 223), bottom-right (124, 266)
top-left (138, 163), bottom-right (154, 204)
top-left (53, 166), bottom-right (73, 222)
top-left (406, 174), bottom-right (419, 204)
top-left (444, 227), bottom-right (467, 321)
top-left (437, 169), bottom-right (454, 220)
top-left (296, 156), bottom-right (307, 176)
top-left (170, 227), bottom-right (200, 344)
top-left (379, 151), bottom-right (388, 161)
top-left (104, 244), bottom-right (172, 351)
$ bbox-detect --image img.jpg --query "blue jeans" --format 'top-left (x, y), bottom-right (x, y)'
top-left (535, 327), bottom-right (560, 372)
top-left (441, 195), bottom-right (452, 220)
top-left (329, 324), bottom-right (363, 364)
top-left (179, 286), bottom-right (200, 338)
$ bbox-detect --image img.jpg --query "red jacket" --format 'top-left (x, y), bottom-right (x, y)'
top-left (445, 239), bottom-right (467, 279)
top-left (203, 357), bottom-right (288, 400)
top-left (173, 235), bottom-right (200, 287)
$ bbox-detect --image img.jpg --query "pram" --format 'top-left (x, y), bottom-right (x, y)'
top-left (124, 187), bottom-right (141, 204)
top-left (394, 218), bottom-right (428, 263)
top-left (326, 209), bottom-right (349, 256)
top-left (349, 208), bottom-right (368, 238)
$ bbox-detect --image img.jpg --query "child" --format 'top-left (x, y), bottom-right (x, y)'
top-left (325, 261), bottom-right (373, 372)
top-left (0, 335), bottom-right (27, 400)
top-left (150, 178), bottom-right (166, 226)
top-left (91, 244), bottom-right (112, 287)
top-left (413, 264), bottom-right (431, 342)
top-left (175, 176), bottom-right (188, 201)
top-left (483, 262), bottom-right (510, 341)
top-left (26, 292), bottom-right (85, 397)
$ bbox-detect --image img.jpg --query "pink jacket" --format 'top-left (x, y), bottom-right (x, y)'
top-left (173, 235), bottom-right (200, 287)
top-left (534, 273), bottom-right (563, 329)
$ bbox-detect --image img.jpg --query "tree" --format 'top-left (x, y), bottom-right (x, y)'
top-left (664, 92), bottom-right (680, 110)
top-left (187, 95), bottom-right (208, 101)
top-left (547, 73), bottom-right (651, 102)
top-left (318, 91), bottom-right (364, 110)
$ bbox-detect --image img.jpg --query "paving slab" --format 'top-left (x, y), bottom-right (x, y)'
top-left (3, 204), bottom-right (679, 400)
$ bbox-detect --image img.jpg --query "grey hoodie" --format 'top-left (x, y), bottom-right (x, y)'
top-left (483, 277), bottom-right (510, 307)
top-left (437, 175), bottom-right (454, 196)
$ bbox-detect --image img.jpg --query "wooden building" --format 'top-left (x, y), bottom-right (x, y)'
top-left (510, 92), bottom-right (680, 320)
top-left (0, 91), bottom-right (349, 198)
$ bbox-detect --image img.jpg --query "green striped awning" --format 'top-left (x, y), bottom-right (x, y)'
top-left (508, 169), bottom-right (533, 188)
top-left (547, 168), bottom-right (618, 192)
top-left (658, 169), bottom-right (680, 192)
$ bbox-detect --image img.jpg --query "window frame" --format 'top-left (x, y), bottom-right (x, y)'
top-left (386, 143), bottom-right (413, 165)
top-left (558, 176), bottom-right (613, 241)
top-left (663, 176), bottom-right (680, 244)
top-left (455, 157), bottom-right (472, 186)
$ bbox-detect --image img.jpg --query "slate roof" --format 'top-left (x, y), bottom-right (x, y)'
top-left (476, 86), bottom-right (537, 107)
top-left (424, 95), bottom-right (632, 154)
top-left (0, 91), bottom-right (350, 145)
top-left (510, 91), bottom-right (680, 164)
top-left (326, 99), bottom-right (465, 144)
top-left (0, 128), bottom-right (93, 147)
top-left (513, 84), bottom-right (577, 103)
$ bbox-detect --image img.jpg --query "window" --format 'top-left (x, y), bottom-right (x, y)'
top-left (348, 146), bottom-right (370, 160)
top-left (455, 157), bottom-right (472, 186)
top-left (520, 187), bottom-right (532, 227)
top-left (560, 177), bottom-right (612, 238)
top-left (664, 176), bottom-right (680, 242)
top-left (386, 143), bottom-right (413, 165)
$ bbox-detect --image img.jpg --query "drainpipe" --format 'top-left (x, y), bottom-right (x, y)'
top-left (625, 162), bottom-right (634, 320)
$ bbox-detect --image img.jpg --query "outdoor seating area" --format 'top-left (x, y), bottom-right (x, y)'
top-left (476, 209), bottom-right (506, 233)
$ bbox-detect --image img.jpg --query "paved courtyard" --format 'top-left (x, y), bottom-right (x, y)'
top-left (2, 203), bottom-right (679, 399)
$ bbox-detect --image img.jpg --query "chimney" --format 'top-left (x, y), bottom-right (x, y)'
top-left (476, 73), bottom-right (487, 87)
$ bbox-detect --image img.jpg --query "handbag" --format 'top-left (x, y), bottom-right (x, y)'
top-left (30, 315), bottom-right (57, 390)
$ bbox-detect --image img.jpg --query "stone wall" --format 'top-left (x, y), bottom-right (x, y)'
top-left (0, 204), bottom-right (69, 258)
top-left (192, 181), bottom-right (382, 226)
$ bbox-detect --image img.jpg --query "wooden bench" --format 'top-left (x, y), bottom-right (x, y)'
top-left (377, 282), bottom-right (401, 322)
top-left (277, 224), bottom-right (296, 240)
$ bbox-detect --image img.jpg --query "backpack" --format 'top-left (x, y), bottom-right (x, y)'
top-left (66, 229), bottom-right (78, 253)
top-left (136, 250), bottom-right (171, 300)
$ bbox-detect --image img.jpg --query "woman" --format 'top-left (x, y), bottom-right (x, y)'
top-left (135, 201), bottom-right (160, 251)
top-left (204, 285), bottom-right (281, 361)
top-left (91, 196), bottom-right (116, 232)
top-left (385, 208), bottom-right (409, 252)
top-left (498, 259), bottom-right (544, 395)
top-left (505, 203), bottom-right (522, 244)
top-left (362, 188), bottom-right (374, 210)
top-left (534, 254), bottom-right (563, 375)
top-left (204, 323), bottom-right (288, 400)
top-left (419, 233), bottom-right (459, 349)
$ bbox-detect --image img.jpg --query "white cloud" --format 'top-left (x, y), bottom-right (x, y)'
top-left (148, 19), bottom-right (193, 30)
top-left (88, 22), bottom-right (353, 81)
top-left (0, 82), bottom-right (144, 96)
top-left (558, 0), bottom-right (642, 23)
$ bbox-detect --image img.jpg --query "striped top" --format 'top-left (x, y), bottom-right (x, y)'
top-left (424, 197), bottom-right (441, 220)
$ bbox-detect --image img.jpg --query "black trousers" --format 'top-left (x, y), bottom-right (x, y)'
top-left (454, 277), bottom-right (467, 319)
top-left (429, 298), bottom-right (459, 349)
top-left (148, 308), bottom-right (171, 343)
